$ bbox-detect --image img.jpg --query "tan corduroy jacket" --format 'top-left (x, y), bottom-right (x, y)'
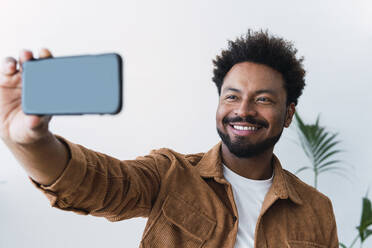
top-left (32, 135), bottom-right (339, 248)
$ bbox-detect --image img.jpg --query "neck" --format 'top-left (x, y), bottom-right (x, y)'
top-left (221, 143), bottom-right (274, 180)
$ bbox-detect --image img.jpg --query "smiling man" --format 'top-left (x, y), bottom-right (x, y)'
top-left (0, 30), bottom-right (338, 247)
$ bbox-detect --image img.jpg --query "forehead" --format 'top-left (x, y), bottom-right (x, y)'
top-left (221, 62), bottom-right (285, 94)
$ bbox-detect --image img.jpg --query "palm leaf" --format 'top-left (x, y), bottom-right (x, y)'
top-left (295, 166), bottom-right (312, 175)
top-left (365, 229), bottom-right (372, 241)
top-left (313, 129), bottom-right (328, 152)
top-left (318, 160), bottom-right (342, 170)
top-left (294, 112), bottom-right (306, 132)
top-left (316, 150), bottom-right (343, 166)
top-left (317, 167), bottom-right (350, 181)
top-left (357, 197), bottom-right (372, 242)
top-left (314, 135), bottom-right (340, 162)
top-left (318, 165), bottom-right (348, 174)
top-left (297, 131), bottom-right (314, 161)
top-left (314, 140), bottom-right (341, 163)
top-left (294, 112), bottom-right (346, 189)
top-left (317, 150), bottom-right (342, 168)
top-left (300, 141), bottom-right (313, 161)
top-left (338, 243), bottom-right (347, 248)
top-left (294, 113), bottom-right (313, 146)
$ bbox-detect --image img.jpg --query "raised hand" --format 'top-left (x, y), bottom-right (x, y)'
top-left (0, 49), bottom-right (53, 144)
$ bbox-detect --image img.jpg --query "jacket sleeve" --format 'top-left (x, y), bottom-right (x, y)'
top-left (30, 134), bottom-right (169, 222)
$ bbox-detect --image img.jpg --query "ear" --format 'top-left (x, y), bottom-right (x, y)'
top-left (284, 103), bottom-right (295, 128)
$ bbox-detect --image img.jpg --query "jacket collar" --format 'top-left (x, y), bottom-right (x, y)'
top-left (195, 142), bottom-right (303, 205)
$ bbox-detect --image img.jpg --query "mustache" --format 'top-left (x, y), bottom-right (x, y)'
top-left (222, 116), bottom-right (269, 128)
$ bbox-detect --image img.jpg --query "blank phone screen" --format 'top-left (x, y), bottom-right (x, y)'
top-left (22, 53), bottom-right (123, 115)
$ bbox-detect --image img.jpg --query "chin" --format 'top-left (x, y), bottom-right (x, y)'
top-left (217, 127), bottom-right (282, 158)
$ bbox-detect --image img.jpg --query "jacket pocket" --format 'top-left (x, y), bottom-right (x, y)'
top-left (141, 194), bottom-right (216, 248)
top-left (288, 240), bottom-right (327, 248)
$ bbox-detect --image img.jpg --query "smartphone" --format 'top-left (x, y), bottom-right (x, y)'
top-left (22, 53), bottom-right (123, 115)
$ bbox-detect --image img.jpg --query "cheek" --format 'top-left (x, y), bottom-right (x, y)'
top-left (216, 104), bottom-right (229, 127)
top-left (216, 104), bottom-right (224, 121)
top-left (271, 110), bottom-right (287, 128)
top-left (264, 109), bottom-right (286, 128)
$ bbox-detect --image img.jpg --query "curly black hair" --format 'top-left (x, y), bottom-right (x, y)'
top-left (212, 29), bottom-right (306, 106)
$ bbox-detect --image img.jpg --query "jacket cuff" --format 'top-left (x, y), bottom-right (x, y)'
top-left (29, 134), bottom-right (87, 209)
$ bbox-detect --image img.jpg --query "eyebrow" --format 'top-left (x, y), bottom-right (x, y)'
top-left (223, 87), bottom-right (241, 93)
top-left (223, 87), bottom-right (278, 96)
top-left (255, 89), bottom-right (278, 96)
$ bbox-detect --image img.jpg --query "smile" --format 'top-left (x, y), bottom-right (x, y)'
top-left (228, 122), bottom-right (263, 135)
top-left (232, 125), bottom-right (259, 131)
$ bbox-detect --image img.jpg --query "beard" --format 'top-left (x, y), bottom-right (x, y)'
top-left (217, 115), bottom-right (284, 158)
top-left (217, 128), bottom-right (283, 158)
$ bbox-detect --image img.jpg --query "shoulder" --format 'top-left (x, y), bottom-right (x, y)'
top-left (145, 148), bottom-right (205, 167)
top-left (282, 169), bottom-right (338, 244)
top-left (283, 169), bottom-right (333, 210)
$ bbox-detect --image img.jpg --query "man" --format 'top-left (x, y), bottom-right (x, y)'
top-left (0, 30), bottom-right (338, 247)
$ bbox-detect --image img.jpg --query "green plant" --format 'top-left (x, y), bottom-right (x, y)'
top-left (339, 195), bottom-right (372, 248)
top-left (293, 112), bottom-right (372, 247)
top-left (294, 112), bottom-right (346, 189)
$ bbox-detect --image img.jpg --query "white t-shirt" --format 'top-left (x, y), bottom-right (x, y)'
top-left (223, 164), bottom-right (274, 248)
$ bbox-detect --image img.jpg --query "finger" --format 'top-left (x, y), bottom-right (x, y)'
top-left (1, 57), bottom-right (17, 76)
top-left (38, 48), bottom-right (53, 59)
top-left (0, 73), bottom-right (21, 88)
top-left (19, 50), bottom-right (34, 71)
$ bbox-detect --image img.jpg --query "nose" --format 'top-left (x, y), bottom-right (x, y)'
top-left (235, 100), bottom-right (257, 118)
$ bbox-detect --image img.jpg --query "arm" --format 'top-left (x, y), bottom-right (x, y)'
top-left (1, 50), bottom-right (163, 220)
top-left (32, 135), bottom-right (162, 220)
top-left (3, 132), bottom-right (70, 186)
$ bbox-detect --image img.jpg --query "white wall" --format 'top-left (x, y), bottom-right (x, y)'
top-left (0, 0), bottom-right (371, 247)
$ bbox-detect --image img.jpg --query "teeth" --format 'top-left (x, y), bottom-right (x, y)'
top-left (233, 125), bottom-right (258, 131)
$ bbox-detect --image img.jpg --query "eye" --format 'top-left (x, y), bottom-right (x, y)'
top-left (225, 95), bottom-right (238, 101)
top-left (257, 97), bottom-right (271, 103)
